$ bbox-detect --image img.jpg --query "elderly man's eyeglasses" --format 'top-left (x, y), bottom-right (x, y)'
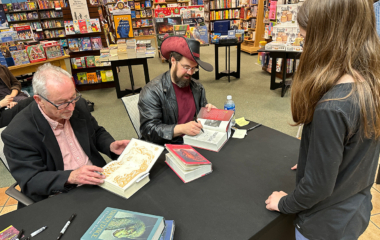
top-left (177, 61), bottom-right (199, 73)
top-left (38, 90), bottom-right (82, 110)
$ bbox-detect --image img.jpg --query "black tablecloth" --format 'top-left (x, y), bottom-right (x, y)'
top-left (0, 124), bottom-right (300, 240)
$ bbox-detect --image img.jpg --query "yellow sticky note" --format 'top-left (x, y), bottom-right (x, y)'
top-left (235, 117), bottom-right (250, 127)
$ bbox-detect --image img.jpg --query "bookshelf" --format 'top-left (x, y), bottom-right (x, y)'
top-left (62, 0), bottom-right (115, 91)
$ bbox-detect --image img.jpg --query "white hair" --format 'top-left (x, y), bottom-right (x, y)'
top-left (32, 63), bottom-right (72, 97)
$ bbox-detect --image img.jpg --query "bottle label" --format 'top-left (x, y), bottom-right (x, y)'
top-left (224, 106), bottom-right (235, 112)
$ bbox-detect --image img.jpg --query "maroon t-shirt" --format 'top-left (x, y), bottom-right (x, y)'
top-left (172, 82), bottom-right (196, 124)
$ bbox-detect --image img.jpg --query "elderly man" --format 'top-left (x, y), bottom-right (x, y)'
top-left (2, 63), bottom-right (129, 207)
top-left (139, 36), bottom-right (216, 145)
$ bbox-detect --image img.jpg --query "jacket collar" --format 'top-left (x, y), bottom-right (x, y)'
top-left (31, 100), bottom-right (90, 170)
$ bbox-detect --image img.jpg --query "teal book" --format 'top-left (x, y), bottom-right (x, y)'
top-left (81, 207), bottom-right (165, 240)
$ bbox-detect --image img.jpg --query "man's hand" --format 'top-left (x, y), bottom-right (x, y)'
top-left (205, 103), bottom-right (217, 112)
top-left (174, 121), bottom-right (203, 137)
top-left (7, 101), bottom-right (17, 109)
top-left (265, 191), bottom-right (288, 212)
top-left (291, 164), bottom-right (297, 170)
top-left (67, 165), bottom-right (106, 185)
top-left (110, 140), bottom-right (130, 155)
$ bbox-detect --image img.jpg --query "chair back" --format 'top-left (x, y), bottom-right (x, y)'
top-left (0, 127), bottom-right (9, 170)
top-left (121, 94), bottom-right (141, 139)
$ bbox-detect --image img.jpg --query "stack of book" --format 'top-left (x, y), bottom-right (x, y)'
top-left (100, 48), bottom-right (109, 62)
top-left (108, 44), bottom-right (118, 61)
top-left (136, 40), bottom-right (146, 58)
top-left (165, 144), bottom-right (212, 183)
top-left (126, 39), bottom-right (136, 58)
top-left (116, 39), bottom-right (128, 60)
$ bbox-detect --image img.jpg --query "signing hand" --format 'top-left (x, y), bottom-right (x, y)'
top-left (182, 121), bottom-right (203, 136)
top-left (265, 191), bottom-right (288, 212)
top-left (205, 103), bottom-right (217, 112)
top-left (67, 165), bottom-right (106, 185)
top-left (7, 101), bottom-right (17, 109)
top-left (291, 164), bottom-right (297, 170)
top-left (110, 140), bottom-right (130, 155)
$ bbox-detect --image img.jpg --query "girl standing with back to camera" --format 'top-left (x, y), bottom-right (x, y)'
top-left (265, 0), bottom-right (380, 239)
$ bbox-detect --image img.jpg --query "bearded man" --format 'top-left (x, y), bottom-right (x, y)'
top-left (138, 36), bottom-right (216, 145)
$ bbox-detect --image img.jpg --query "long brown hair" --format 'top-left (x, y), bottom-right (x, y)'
top-left (291, 0), bottom-right (380, 139)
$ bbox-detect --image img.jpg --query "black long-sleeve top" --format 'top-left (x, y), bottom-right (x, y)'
top-left (278, 83), bottom-right (380, 239)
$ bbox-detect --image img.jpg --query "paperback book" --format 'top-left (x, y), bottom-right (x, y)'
top-left (100, 138), bottom-right (164, 199)
top-left (80, 207), bottom-right (165, 240)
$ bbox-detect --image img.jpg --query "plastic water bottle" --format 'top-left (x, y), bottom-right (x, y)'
top-left (224, 95), bottom-right (236, 126)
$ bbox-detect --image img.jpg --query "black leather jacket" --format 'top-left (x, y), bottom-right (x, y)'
top-left (138, 71), bottom-right (208, 145)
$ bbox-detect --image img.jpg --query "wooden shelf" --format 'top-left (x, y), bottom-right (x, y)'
top-left (7, 9), bottom-right (37, 13)
top-left (210, 7), bottom-right (241, 11)
top-left (40, 17), bottom-right (63, 20)
top-left (134, 17), bottom-right (153, 19)
top-left (65, 32), bottom-right (102, 38)
top-left (42, 27), bottom-right (65, 30)
top-left (44, 36), bottom-right (66, 40)
top-left (210, 18), bottom-right (240, 21)
top-left (8, 19), bottom-right (39, 23)
top-left (72, 66), bottom-right (112, 72)
top-left (39, 8), bottom-right (61, 11)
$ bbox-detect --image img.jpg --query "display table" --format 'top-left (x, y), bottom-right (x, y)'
top-left (214, 42), bottom-right (241, 82)
top-left (8, 55), bottom-right (69, 77)
top-left (0, 123), bottom-right (300, 239)
top-left (258, 48), bottom-right (302, 97)
top-left (110, 57), bottom-right (153, 98)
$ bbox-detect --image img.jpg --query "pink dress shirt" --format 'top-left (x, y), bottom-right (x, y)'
top-left (38, 105), bottom-right (93, 170)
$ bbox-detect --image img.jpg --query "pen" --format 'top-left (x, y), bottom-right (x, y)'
top-left (30, 226), bottom-right (47, 238)
top-left (247, 124), bottom-right (262, 132)
top-left (194, 117), bottom-right (204, 133)
top-left (57, 214), bottom-right (76, 240)
top-left (16, 229), bottom-right (24, 240)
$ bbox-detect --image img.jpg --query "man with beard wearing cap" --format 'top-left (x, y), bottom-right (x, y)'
top-left (138, 36), bottom-right (216, 145)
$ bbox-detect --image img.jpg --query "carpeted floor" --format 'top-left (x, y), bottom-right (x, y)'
top-left (0, 45), bottom-right (298, 188)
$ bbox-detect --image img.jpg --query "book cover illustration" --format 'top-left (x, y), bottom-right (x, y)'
top-left (68, 38), bottom-right (80, 52)
top-left (76, 72), bottom-right (87, 85)
top-left (11, 49), bottom-right (30, 65)
top-left (86, 19), bottom-right (92, 33)
top-left (101, 139), bottom-right (164, 190)
top-left (105, 70), bottom-right (114, 82)
top-left (0, 225), bottom-right (22, 240)
top-left (186, 26), bottom-right (208, 45)
top-left (131, 10), bottom-right (136, 19)
top-left (14, 26), bottom-right (33, 40)
top-left (73, 20), bottom-right (80, 34)
top-left (80, 207), bottom-right (164, 240)
top-left (78, 19), bottom-right (88, 33)
top-left (90, 18), bottom-right (101, 32)
top-left (145, 0), bottom-right (151, 8)
top-left (64, 21), bottom-right (75, 35)
top-left (140, 10), bottom-right (146, 18)
top-left (85, 56), bottom-right (95, 67)
top-left (81, 37), bottom-right (92, 51)
top-left (134, 2), bottom-right (141, 10)
top-left (128, 1), bottom-right (135, 9)
top-left (146, 9), bottom-right (152, 18)
top-left (135, 10), bottom-right (140, 18)
top-left (26, 44), bottom-right (46, 63)
top-left (114, 14), bottom-right (133, 38)
top-left (86, 72), bottom-right (97, 84)
top-left (94, 56), bottom-right (102, 67)
top-left (90, 36), bottom-right (103, 50)
top-left (166, 144), bottom-right (210, 165)
top-left (0, 5), bottom-right (9, 30)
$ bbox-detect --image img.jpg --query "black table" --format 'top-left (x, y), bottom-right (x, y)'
top-left (0, 124), bottom-right (300, 240)
top-left (258, 48), bottom-right (302, 97)
top-left (215, 42), bottom-right (241, 82)
top-left (111, 57), bottom-right (153, 98)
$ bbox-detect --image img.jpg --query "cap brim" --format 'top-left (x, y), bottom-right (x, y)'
top-left (194, 57), bottom-right (213, 72)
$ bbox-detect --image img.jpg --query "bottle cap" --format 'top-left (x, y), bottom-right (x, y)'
top-left (227, 95), bottom-right (232, 100)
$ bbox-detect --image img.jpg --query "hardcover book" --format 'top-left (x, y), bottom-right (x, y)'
top-left (76, 72), bottom-right (87, 85)
top-left (78, 19), bottom-right (88, 33)
top-left (183, 107), bottom-right (234, 152)
top-left (90, 18), bottom-right (101, 32)
top-left (68, 38), bottom-right (80, 52)
top-left (85, 56), bottom-right (95, 67)
top-left (90, 36), bottom-right (103, 50)
top-left (80, 207), bottom-right (165, 240)
top-left (81, 37), bottom-right (92, 51)
top-left (100, 139), bottom-right (164, 199)
top-left (159, 220), bottom-right (175, 240)
top-left (86, 72), bottom-right (97, 84)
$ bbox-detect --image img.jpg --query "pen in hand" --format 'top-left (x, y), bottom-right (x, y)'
top-left (194, 117), bottom-right (204, 133)
top-left (57, 214), bottom-right (76, 240)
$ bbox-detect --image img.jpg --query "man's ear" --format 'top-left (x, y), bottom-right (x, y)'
top-left (33, 95), bottom-right (42, 106)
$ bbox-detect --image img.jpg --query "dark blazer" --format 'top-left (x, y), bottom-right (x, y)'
top-left (2, 98), bottom-right (116, 203)
top-left (0, 65), bottom-right (21, 92)
top-left (138, 71), bottom-right (208, 145)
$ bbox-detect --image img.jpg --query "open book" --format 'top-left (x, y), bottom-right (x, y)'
top-left (183, 107), bottom-right (234, 152)
top-left (100, 138), bottom-right (164, 199)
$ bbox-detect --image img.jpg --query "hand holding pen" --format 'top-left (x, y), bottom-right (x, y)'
top-left (193, 117), bottom-right (204, 133)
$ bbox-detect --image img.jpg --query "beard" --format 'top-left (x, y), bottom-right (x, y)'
top-left (172, 63), bottom-right (191, 88)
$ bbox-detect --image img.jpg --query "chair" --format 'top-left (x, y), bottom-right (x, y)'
top-left (121, 94), bottom-right (142, 139)
top-left (0, 127), bottom-right (34, 207)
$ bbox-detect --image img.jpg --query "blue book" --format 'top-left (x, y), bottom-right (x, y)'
top-left (214, 20), bottom-right (230, 35)
top-left (131, 10), bottom-right (136, 19)
top-left (81, 207), bottom-right (165, 240)
top-left (211, 33), bottom-right (221, 44)
top-left (159, 220), bottom-right (175, 240)
top-left (145, 0), bottom-right (151, 8)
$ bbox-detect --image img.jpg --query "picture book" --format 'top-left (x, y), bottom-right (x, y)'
top-left (183, 107), bottom-right (234, 152)
top-left (114, 14), bottom-right (133, 38)
top-left (135, 10), bottom-right (140, 18)
top-left (141, 10), bottom-right (146, 18)
top-left (0, 225), bottom-right (23, 240)
top-left (96, 70), bottom-right (102, 82)
top-left (76, 72), bottom-right (87, 85)
top-left (44, 43), bottom-right (63, 59)
top-left (85, 55), bottom-right (95, 67)
top-left (105, 70), bottom-right (114, 82)
top-left (127, 1), bottom-right (135, 9)
top-left (71, 57), bottom-right (83, 69)
top-left (94, 56), bottom-right (102, 67)
top-left (90, 18), bottom-right (101, 32)
top-left (26, 44), bottom-right (46, 63)
top-left (210, 33), bottom-right (221, 44)
top-left (100, 70), bottom-right (107, 82)
top-left (159, 220), bottom-right (175, 240)
top-left (59, 38), bottom-right (68, 47)
top-left (78, 19), bottom-right (88, 33)
top-left (80, 207), bottom-right (165, 240)
top-left (100, 139), bottom-right (164, 199)
top-left (90, 36), bottom-right (102, 50)
top-left (86, 72), bottom-right (97, 84)
top-left (146, 9), bottom-right (152, 17)
top-left (134, 2), bottom-right (141, 10)
top-left (14, 26), bottom-right (33, 40)
top-left (81, 37), bottom-right (92, 51)
top-left (10, 49), bottom-right (30, 65)
top-left (145, 0), bottom-right (151, 8)
top-left (85, 19), bottom-right (92, 33)
top-left (73, 20), bottom-right (80, 34)
top-left (68, 38), bottom-right (80, 52)
top-left (131, 10), bottom-right (136, 19)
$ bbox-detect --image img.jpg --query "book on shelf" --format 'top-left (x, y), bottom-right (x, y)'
top-left (76, 72), bottom-right (87, 84)
top-left (86, 72), bottom-right (98, 84)
top-left (100, 138), bottom-right (164, 199)
top-left (165, 144), bottom-right (212, 183)
top-left (183, 107), bottom-right (234, 152)
top-left (80, 207), bottom-right (165, 240)
top-left (90, 36), bottom-right (103, 50)
top-left (160, 220), bottom-right (175, 240)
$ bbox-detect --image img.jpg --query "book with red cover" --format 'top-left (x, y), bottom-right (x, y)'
top-left (197, 107), bottom-right (234, 122)
top-left (165, 144), bottom-right (210, 165)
